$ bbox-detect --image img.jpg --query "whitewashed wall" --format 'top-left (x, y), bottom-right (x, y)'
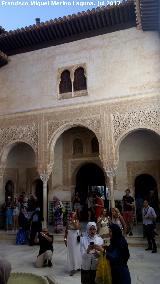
top-left (0, 28), bottom-right (159, 115)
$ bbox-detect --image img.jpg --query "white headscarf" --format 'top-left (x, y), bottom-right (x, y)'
top-left (80, 222), bottom-right (103, 270)
top-left (86, 222), bottom-right (97, 232)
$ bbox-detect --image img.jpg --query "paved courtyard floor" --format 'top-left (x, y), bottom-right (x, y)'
top-left (0, 238), bottom-right (160, 284)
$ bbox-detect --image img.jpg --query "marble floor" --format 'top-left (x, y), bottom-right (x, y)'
top-left (0, 237), bottom-right (160, 284)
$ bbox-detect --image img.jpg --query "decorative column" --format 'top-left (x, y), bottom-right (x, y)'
top-left (0, 175), bottom-right (4, 205)
top-left (0, 167), bottom-right (5, 205)
top-left (40, 172), bottom-right (50, 228)
top-left (106, 169), bottom-right (116, 209)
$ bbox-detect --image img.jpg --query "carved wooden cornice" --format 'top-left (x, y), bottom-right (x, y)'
top-left (0, 1), bottom-right (136, 56)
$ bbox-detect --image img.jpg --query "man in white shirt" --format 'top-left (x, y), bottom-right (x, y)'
top-left (143, 200), bottom-right (157, 253)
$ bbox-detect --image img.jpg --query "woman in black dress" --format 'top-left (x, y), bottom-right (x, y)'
top-left (106, 223), bottom-right (131, 284)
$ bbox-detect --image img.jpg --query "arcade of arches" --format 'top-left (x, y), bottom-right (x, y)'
top-left (0, 123), bottom-right (160, 225)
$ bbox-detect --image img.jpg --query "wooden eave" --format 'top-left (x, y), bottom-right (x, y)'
top-left (0, 1), bottom-right (136, 56)
top-left (140, 0), bottom-right (160, 31)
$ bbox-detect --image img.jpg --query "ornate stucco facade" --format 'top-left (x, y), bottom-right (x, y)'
top-left (0, 2), bottom-right (160, 223)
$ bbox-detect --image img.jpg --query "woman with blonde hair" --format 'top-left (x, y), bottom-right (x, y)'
top-left (97, 208), bottom-right (111, 242)
top-left (111, 208), bottom-right (127, 235)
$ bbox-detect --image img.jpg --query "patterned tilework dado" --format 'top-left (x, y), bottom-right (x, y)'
top-left (0, 123), bottom-right (38, 154)
top-left (112, 108), bottom-right (160, 143)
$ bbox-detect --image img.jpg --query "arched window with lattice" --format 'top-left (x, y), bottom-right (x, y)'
top-left (73, 67), bottom-right (87, 91)
top-left (73, 138), bottom-right (83, 155)
top-left (91, 137), bottom-right (99, 153)
top-left (59, 70), bottom-right (72, 94)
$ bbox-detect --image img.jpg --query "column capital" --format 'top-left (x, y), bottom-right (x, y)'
top-left (40, 171), bottom-right (50, 183)
top-left (102, 158), bottom-right (117, 178)
top-left (104, 166), bottom-right (117, 178)
top-left (38, 163), bottom-right (53, 182)
top-left (105, 167), bottom-right (117, 178)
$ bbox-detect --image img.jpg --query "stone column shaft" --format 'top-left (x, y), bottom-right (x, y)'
top-left (0, 175), bottom-right (4, 205)
top-left (40, 173), bottom-right (49, 227)
top-left (108, 175), bottom-right (115, 208)
top-left (106, 169), bottom-right (116, 209)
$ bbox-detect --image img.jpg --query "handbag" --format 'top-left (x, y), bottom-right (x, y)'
top-left (95, 252), bottom-right (112, 284)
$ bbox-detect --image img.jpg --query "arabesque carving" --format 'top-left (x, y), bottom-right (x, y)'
top-left (112, 108), bottom-right (160, 144)
top-left (0, 124), bottom-right (38, 159)
top-left (48, 116), bottom-right (101, 145)
top-left (47, 116), bottom-right (102, 169)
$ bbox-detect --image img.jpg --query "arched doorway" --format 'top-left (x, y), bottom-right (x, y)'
top-left (135, 174), bottom-right (157, 199)
top-left (4, 142), bottom-right (36, 199)
top-left (135, 174), bottom-right (158, 221)
top-left (5, 180), bottom-right (14, 202)
top-left (117, 129), bottom-right (160, 193)
top-left (75, 163), bottom-right (106, 220)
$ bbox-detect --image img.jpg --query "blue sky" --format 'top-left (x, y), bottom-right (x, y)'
top-left (0, 0), bottom-right (122, 31)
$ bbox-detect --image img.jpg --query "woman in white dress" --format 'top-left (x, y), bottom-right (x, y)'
top-left (80, 222), bottom-right (104, 284)
top-left (64, 211), bottom-right (81, 276)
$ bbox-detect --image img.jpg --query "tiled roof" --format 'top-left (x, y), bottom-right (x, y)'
top-left (0, 0), bottom-right (159, 59)
top-left (0, 1), bottom-right (136, 55)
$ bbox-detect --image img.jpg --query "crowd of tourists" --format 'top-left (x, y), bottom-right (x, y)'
top-left (1, 188), bottom-right (158, 284)
top-left (63, 197), bottom-right (131, 283)
top-left (2, 192), bottom-right (43, 245)
top-left (61, 188), bottom-right (157, 284)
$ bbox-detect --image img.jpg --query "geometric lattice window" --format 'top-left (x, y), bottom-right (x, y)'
top-left (73, 67), bottom-right (87, 91)
top-left (91, 137), bottom-right (99, 153)
top-left (59, 70), bottom-right (72, 94)
top-left (73, 138), bottom-right (83, 155)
